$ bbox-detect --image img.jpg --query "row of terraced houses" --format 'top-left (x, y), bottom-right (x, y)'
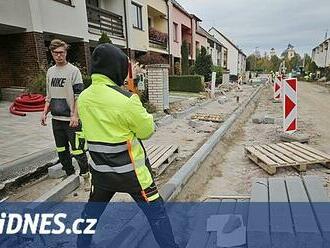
top-left (0, 0), bottom-right (246, 88)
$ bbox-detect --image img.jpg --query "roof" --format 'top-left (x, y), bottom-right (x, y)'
top-left (209, 27), bottom-right (246, 56)
top-left (197, 25), bottom-right (225, 47)
top-left (171, 0), bottom-right (201, 21)
top-left (312, 38), bottom-right (330, 50)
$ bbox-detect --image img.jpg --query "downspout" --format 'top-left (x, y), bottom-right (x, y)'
top-left (166, 0), bottom-right (171, 67)
top-left (190, 17), bottom-right (193, 63)
top-left (123, 0), bottom-right (130, 58)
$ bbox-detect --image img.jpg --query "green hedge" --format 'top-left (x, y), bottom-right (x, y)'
top-left (169, 75), bottom-right (205, 93)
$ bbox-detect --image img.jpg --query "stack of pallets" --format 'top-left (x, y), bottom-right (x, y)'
top-left (191, 113), bottom-right (224, 123)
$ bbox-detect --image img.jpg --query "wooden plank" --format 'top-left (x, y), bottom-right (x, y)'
top-left (148, 145), bottom-right (167, 162)
top-left (145, 144), bottom-right (155, 153)
top-left (191, 113), bottom-right (224, 123)
top-left (268, 178), bottom-right (296, 248)
top-left (293, 142), bottom-right (330, 160)
top-left (284, 143), bottom-right (326, 161)
top-left (246, 154), bottom-right (277, 175)
top-left (276, 143), bottom-right (316, 162)
top-left (151, 146), bottom-right (179, 176)
top-left (302, 176), bottom-right (330, 247)
top-left (245, 146), bottom-right (277, 166)
top-left (151, 145), bottom-right (179, 168)
top-left (268, 144), bottom-right (307, 163)
top-left (285, 177), bottom-right (323, 247)
top-left (253, 145), bottom-right (288, 165)
top-left (186, 199), bottom-right (221, 248)
top-left (247, 178), bottom-right (271, 248)
top-left (149, 145), bottom-right (172, 165)
top-left (261, 145), bottom-right (297, 164)
top-left (145, 145), bottom-right (160, 159)
top-left (245, 147), bottom-right (277, 174)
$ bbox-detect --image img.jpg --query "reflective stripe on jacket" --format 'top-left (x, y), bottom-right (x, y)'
top-left (78, 74), bottom-right (159, 201)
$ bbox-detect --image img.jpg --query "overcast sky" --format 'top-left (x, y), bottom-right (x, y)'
top-left (177, 0), bottom-right (330, 56)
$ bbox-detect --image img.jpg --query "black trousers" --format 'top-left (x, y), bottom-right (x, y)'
top-left (52, 119), bottom-right (89, 175)
top-left (77, 185), bottom-right (179, 248)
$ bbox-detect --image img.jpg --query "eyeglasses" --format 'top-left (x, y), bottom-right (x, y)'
top-left (52, 51), bottom-right (66, 56)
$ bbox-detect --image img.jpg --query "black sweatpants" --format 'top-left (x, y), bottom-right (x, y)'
top-left (77, 185), bottom-right (179, 248)
top-left (52, 119), bottom-right (89, 175)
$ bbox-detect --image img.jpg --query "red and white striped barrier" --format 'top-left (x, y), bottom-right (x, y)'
top-left (283, 78), bottom-right (298, 133)
top-left (274, 75), bottom-right (282, 100)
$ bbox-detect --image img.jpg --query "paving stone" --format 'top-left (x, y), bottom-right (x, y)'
top-left (48, 163), bottom-right (66, 179)
top-left (188, 120), bottom-right (202, 128)
top-left (280, 133), bottom-right (310, 143)
top-left (263, 117), bottom-right (275, 124)
top-left (252, 118), bottom-right (263, 124)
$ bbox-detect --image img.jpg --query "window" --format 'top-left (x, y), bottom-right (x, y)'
top-left (173, 23), bottom-right (178, 42)
top-left (132, 2), bottom-right (143, 30)
top-left (53, 0), bottom-right (73, 6)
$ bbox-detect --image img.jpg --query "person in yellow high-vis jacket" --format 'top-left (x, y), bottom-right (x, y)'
top-left (76, 43), bottom-right (178, 248)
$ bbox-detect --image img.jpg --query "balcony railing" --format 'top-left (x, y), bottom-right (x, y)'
top-left (86, 4), bottom-right (124, 38)
top-left (149, 28), bottom-right (168, 50)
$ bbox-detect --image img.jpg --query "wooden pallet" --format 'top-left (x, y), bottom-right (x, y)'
top-left (245, 142), bottom-right (330, 174)
top-left (145, 144), bottom-right (179, 177)
top-left (191, 113), bottom-right (224, 123)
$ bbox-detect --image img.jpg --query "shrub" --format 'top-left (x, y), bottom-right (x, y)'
top-left (71, 62), bottom-right (91, 89)
top-left (98, 32), bottom-right (112, 44)
top-left (194, 47), bottom-right (213, 81)
top-left (0, 87), bottom-right (2, 101)
top-left (212, 65), bottom-right (223, 85)
top-left (181, 41), bottom-right (190, 75)
top-left (26, 68), bottom-right (47, 95)
top-left (169, 75), bottom-right (205, 93)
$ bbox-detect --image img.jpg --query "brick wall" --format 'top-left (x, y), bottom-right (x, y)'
top-left (0, 32), bottom-right (47, 88)
top-left (147, 64), bottom-right (170, 111)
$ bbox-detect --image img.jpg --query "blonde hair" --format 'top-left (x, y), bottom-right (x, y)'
top-left (49, 39), bottom-right (69, 51)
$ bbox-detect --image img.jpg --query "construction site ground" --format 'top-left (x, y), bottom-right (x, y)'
top-left (177, 81), bottom-right (330, 201)
top-left (7, 84), bottom-right (256, 202)
top-left (3, 81), bottom-right (330, 248)
top-left (137, 81), bottom-right (330, 247)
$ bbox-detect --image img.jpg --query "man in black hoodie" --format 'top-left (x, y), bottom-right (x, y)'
top-left (77, 44), bottom-right (179, 248)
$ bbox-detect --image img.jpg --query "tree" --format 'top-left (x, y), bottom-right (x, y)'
top-left (98, 32), bottom-right (112, 44)
top-left (285, 53), bottom-right (302, 72)
top-left (246, 55), bottom-right (257, 71)
top-left (181, 41), bottom-right (190, 75)
top-left (303, 54), bottom-right (313, 72)
top-left (308, 61), bottom-right (318, 74)
top-left (194, 46), bottom-right (213, 81)
top-left (270, 55), bottom-right (282, 72)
